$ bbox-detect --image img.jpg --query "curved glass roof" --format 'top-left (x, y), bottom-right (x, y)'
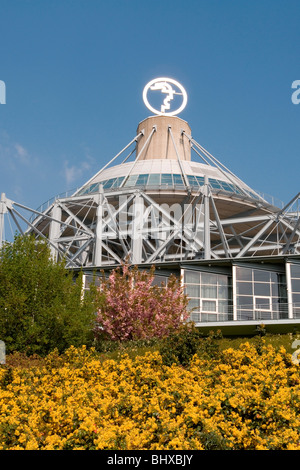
top-left (76, 172), bottom-right (261, 200)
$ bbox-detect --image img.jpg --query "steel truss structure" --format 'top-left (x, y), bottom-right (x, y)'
top-left (1, 127), bottom-right (300, 269)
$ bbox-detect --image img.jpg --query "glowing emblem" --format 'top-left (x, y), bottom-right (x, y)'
top-left (143, 77), bottom-right (187, 116)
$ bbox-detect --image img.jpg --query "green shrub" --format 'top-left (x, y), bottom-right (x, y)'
top-left (159, 323), bottom-right (203, 366)
top-left (0, 234), bottom-right (97, 355)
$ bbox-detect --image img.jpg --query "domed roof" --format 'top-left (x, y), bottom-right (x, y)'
top-left (74, 115), bottom-right (264, 204)
top-left (75, 158), bottom-right (261, 202)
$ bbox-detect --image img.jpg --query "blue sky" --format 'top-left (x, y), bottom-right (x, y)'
top-left (0, 0), bottom-right (300, 220)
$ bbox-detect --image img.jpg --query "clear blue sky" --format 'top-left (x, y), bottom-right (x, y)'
top-left (0, 0), bottom-right (299, 215)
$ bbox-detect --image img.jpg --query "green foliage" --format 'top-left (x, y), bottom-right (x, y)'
top-left (159, 325), bottom-right (223, 366)
top-left (159, 323), bottom-right (203, 366)
top-left (0, 234), bottom-right (96, 355)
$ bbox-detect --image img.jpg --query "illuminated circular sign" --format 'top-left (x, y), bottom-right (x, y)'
top-left (143, 77), bottom-right (188, 116)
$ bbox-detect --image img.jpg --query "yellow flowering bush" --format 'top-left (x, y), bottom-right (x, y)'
top-left (0, 342), bottom-right (300, 450)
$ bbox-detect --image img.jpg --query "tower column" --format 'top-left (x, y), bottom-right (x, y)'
top-left (0, 193), bottom-right (7, 249)
top-left (94, 189), bottom-right (104, 266)
top-left (48, 203), bottom-right (62, 261)
top-left (204, 175), bottom-right (211, 260)
top-left (131, 192), bottom-right (144, 264)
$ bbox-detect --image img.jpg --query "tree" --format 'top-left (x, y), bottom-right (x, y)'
top-left (94, 263), bottom-right (189, 342)
top-left (0, 234), bottom-right (96, 355)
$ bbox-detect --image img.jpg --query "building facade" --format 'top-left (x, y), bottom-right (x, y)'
top-left (1, 79), bottom-right (300, 334)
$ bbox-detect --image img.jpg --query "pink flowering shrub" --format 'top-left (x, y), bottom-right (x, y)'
top-left (94, 264), bottom-right (189, 341)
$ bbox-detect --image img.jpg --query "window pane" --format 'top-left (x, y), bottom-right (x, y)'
top-left (201, 285), bottom-right (217, 298)
top-left (135, 174), bottom-right (148, 186)
top-left (148, 174), bottom-right (161, 185)
top-left (161, 174), bottom-right (173, 185)
top-left (184, 270), bottom-right (200, 284)
top-left (218, 275), bottom-right (228, 287)
top-left (292, 293), bottom-right (300, 304)
top-left (124, 175), bottom-right (138, 186)
top-left (236, 267), bottom-right (252, 281)
top-left (201, 273), bottom-right (218, 284)
top-left (186, 285), bottom-right (200, 298)
top-left (202, 300), bottom-right (216, 312)
top-left (237, 296), bottom-right (253, 306)
top-left (238, 310), bottom-right (254, 320)
top-left (103, 179), bottom-right (115, 188)
top-left (220, 182), bottom-right (233, 192)
top-left (270, 272), bottom-right (278, 283)
top-left (291, 264), bottom-right (300, 279)
top-left (237, 282), bottom-right (252, 295)
top-left (253, 270), bottom-right (270, 282)
top-left (291, 278), bottom-right (300, 294)
top-left (89, 183), bottom-right (99, 193)
top-left (196, 176), bottom-right (205, 185)
top-left (254, 282), bottom-right (270, 296)
top-left (218, 286), bottom-right (228, 299)
top-left (190, 312), bottom-right (200, 322)
top-left (188, 298), bottom-right (200, 310)
top-left (207, 314), bottom-right (218, 321)
top-left (173, 174), bottom-right (184, 185)
top-left (218, 300), bottom-right (229, 313)
top-left (187, 175), bottom-right (197, 186)
top-left (209, 179), bottom-right (222, 189)
top-left (272, 283), bottom-right (280, 297)
top-left (255, 297), bottom-right (271, 310)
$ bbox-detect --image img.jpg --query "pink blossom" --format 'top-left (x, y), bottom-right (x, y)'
top-left (94, 264), bottom-right (189, 341)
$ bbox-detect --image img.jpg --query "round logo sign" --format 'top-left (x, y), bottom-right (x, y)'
top-left (143, 77), bottom-right (188, 116)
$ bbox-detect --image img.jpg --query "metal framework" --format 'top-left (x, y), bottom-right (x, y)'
top-left (1, 127), bottom-right (300, 269)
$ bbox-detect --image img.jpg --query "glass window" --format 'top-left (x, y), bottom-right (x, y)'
top-left (103, 179), bottom-right (116, 188)
top-left (201, 284), bottom-right (217, 298)
top-left (291, 264), bottom-right (300, 279)
top-left (254, 282), bottom-right (270, 296)
top-left (292, 278), bottom-right (300, 294)
top-left (196, 176), bottom-right (205, 186)
top-left (124, 175), bottom-right (138, 187)
top-left (111, 176), bottom-right (124, 187)
top-left (218, 276), bottom-right (228, 287)
top-left (209, 179), bottom-right (223, 189)
top-left (148, 174), bottom-right (161, 186)
top-left (84, 183), bottom-right (99, 193)
top-left (272, 283), bottom-right (280, 297)
top-left (201, 273), bottom-right (218, 284)
top-left (173, 174), bottom-right (184, 186)
top-left (292, 293), bottom-right (300, 304)
top-left (188, 298), bottom-right (200, 309)
top-left (135, 174), bottom-right (149, 186)
top-left (236, 267), bottom-right (252, 281)
top-left (190, 312), bottom-right (200, 322)
top-left (237, 296), bottom-right (253, 306)
top-left (187, 175), bottom-right (197, 186)
top-left (218, 285), bottom-right (228, 299)
top-left (184, 270), bottom-right (200, 284)
top-left (184, 269), bottom-right (232, 322)
top-left (218, 300), bottom-right (229, 313)
top-left (202, 300), bottom-right (217, 312)
top-left (161, 174), bottom-right (173, 185)
top-left (220, 182), bottom-right (233, 192)
top-left (270, 272), bottom-right (278, 283)
top-left (237, 282), bottom-right (253, 295)
top-left (253, 270), bottom-right (270, 282)
top-left (238, 310), bottom-right (253, 320)
top-left (186, 284), bottom-right (200, 298)
top-left (254, 297), bottom-right (271, 311)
